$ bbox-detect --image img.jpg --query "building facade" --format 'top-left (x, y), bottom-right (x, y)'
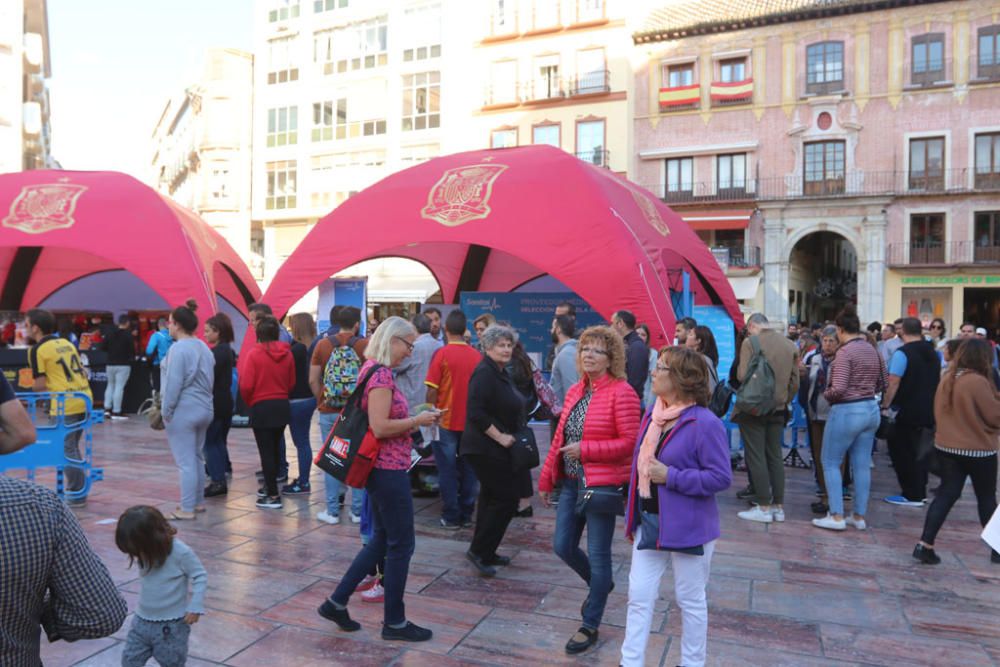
top-left (473, 0), bottom-right (631, 176)
top-left (633, 0), bottom-right (1000, 332)
top-left (0, 0), bottom-right (54, 173)
top-left (150, 49), bottom-right (255, 273)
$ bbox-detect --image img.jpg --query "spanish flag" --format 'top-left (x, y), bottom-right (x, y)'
top-left (658, 84), bottom-right (700, 108)
top-left (710, 79), bottom-right (753, 101)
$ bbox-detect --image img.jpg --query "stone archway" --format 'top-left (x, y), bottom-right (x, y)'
top-left (786, 230), bottom-right (858, 325)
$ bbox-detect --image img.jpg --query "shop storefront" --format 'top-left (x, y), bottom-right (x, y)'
top-left (884, 270), bottom-right (1000, 335)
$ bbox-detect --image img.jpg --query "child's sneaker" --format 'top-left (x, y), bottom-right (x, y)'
top-left (361, 582), bottom-right (384, 603)
top-left (282, 478), bottom-right (311, 495)
top-left (356, 574), bottom-right (379, 592)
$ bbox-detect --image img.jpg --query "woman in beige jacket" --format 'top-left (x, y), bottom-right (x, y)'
top-left (914, 338), bottom-right (1000, 565)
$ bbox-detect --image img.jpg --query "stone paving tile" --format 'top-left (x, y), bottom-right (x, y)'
top-left (31, 417), bottom-right (1000, 666)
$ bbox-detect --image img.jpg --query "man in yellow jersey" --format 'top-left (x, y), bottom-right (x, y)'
top-left (26, 309), bottom-right (93, 507)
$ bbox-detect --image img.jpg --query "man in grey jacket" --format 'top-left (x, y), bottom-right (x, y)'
top-left (394, 313), bottom-right (443, 414)
top-left (550, 314), bottom-right (578, 410)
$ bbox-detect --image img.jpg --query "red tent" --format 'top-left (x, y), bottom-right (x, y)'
top-left (262, 146), bottom-right (742, 344)
top-left (0, 170), bottom-right (260, 314)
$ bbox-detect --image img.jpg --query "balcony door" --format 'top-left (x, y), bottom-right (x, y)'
top-left (575, 119), bottom-right (605, 165)
top-left (803, 141), bottom-right (845, 195)
top-left (910, 213), bottom-right (945, 264)
top-left (909, 137), bottom-right (945, 191)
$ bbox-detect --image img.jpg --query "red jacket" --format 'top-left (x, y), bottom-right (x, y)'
top-left (538, 374), bottom-right (641, 491)
top-left (239, 341), bottom-right (295, 407)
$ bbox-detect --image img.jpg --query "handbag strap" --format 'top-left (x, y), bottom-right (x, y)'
top-left (345, 363), bottom-right (384, 410)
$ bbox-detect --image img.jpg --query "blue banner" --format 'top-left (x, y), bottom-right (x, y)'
top-left (317, 277), bottom-right (368, 336)
top-left (693, 305), bottom-right (736, 379)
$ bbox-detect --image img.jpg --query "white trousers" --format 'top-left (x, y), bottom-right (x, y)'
top-left (621, 527), bottom-right (714, 667)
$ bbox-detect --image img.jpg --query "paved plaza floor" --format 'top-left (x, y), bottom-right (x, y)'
top-left (32, 417), bottom-right (1000, 666)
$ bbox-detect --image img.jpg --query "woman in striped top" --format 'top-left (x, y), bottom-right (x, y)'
top-left (914, 339), bottom-right (1000, 565)
top-left (813, 306), bottom-right (888, 532)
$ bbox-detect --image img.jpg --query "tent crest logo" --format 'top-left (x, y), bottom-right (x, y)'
top-left (421, 164), bottom-right (508, 227)
top-left (3, 183), bottom-right (88, 234)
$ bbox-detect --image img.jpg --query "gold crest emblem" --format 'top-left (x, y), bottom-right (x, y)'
top-left (421, 164), bottom-right (508, 227)
top-left (626, 185), bottom-right (669, 237)
top-left (3, 183), bottom-right (88, 234)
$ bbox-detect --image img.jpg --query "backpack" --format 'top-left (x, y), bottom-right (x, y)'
top-left (706, 362), bottom-right (734, 418)
top-left (734, 335), bottom-right (777, 416)
top-left (323, 335), bottom-right (361, 409)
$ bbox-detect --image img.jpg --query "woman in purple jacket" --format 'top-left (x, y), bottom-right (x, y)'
top-left (621, 347), bottom-right (732, 667)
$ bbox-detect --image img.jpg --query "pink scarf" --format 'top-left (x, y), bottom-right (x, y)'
top-left (637, 397), bottom-right (694, 498)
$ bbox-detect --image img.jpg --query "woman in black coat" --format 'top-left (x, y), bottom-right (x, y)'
top-left (461, 324), bottom-right (526, 578)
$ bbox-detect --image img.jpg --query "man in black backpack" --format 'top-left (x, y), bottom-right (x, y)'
top-left (733, 313), bottom-right (800, 524)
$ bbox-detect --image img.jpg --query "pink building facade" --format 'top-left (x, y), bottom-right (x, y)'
top-left (632, 0), bottom-right (1000, 333)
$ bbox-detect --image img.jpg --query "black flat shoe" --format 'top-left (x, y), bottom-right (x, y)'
top-left (810, 501), bottom-right (828, 514)
top-left (466, 550), bottom-right (497, 577)
top-left (565, 626), bottom-right (598, 654)
top-left (515, 506), bottom-right (533, 518)
top-left (912, 544), bottom-right (941, 565)
top-left (382, 621), bottom-right (433, 642)
top-left (485, 553), bottom-right (511, 566)
top-left (204, 481), bottom-right (228, 497)
top-left (317, 600), bottom-right (360, 631)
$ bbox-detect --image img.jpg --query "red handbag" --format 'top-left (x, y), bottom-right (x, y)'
top-left (313, 364), bottom-right (383, 489)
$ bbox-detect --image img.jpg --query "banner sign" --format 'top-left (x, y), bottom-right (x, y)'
top-left (317, 277), bottom-right (368, 337)
top-left (693, 305), bottom-right (736, 380)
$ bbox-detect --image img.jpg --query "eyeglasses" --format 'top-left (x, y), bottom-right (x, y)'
top-left (393, 336), bottom-right (414, 352)
top-left (654, 364), bottom-right (670, 373)
top-left (580, 347), bottom-right (608, 356)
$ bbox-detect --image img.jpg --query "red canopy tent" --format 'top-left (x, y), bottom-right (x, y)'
top-left (0, 170), bottom-right (260, 315)
top-left (262, 146), bottom-right (742, 344)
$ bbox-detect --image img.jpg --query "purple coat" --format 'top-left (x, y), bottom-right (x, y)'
top-left (624, 405), bottom-right (732, 549)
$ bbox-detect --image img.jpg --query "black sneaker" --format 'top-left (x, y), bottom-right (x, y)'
top-left (382, 621), bottom-right (433, 642)
top-left (256, 495), bottom-right (282, 509)
top-left (318, 600), bottom-right (360, 631)
top-left (277, 472), bottom-right (289, 484)
top-left (912, 544), bottom-right (941, 565)
top-left (440, 518), bottom-right (461, 530)
top-left (736, 485), bottom-right (755, 500)
top-left (257, 487), bottom-right (267, 499)
top-left (204, 481), bottom-right (228, 497)
top-left (282, 478), bottom-right (311, 495)
top-left (485, 553), bottom-right (511, 567)
top-left (466, 550), bottom-right (497, 577)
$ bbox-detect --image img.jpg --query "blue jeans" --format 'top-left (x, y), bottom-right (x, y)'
top-left (289, 397), bottom-right (316, 483)
top-left (204, 414), bottom-right (232, 483)
top-left (319, 412), bottom-right (365, 517)
top-left (432, 428), bottom-right (478, 523)
top-left (553, 476), bottom-right (617, 630)
top-left (822, 400), bottom-right (879, 517)
top-left (331, 468), bottom-right (415, 625)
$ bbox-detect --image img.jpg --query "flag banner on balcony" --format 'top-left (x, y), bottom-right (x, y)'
top-left (710, 79), bottom-right (753, 101)
top-left (658, 84), bottom-right (700, 108)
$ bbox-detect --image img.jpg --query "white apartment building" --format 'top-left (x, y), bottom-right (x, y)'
top-left (150, 49), bottom-right (255, 271)
top-left (251, 0), bottom-right (478, 288)
top-left (0, 0), bottom-right (54, 173)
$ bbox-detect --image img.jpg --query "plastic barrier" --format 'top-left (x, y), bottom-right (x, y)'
top-left (0, 392), bottom-right (104, 500)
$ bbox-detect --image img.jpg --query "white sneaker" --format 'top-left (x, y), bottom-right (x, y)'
top-left (316, 511), bottom-right (340, 525)
top-left (771, 508), bottom-right (785, 523)
top-left (350, 512), bottom-right (361, 524)
top-left (812, 514), bottom-right (846, 531)
top-left (361, 582), bottom-right (384, 603)
top-left (738, 506), bottom-right (773, 523)
top-left (845, 516), bottom-right (867, 531)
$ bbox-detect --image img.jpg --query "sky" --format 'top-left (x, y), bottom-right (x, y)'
top-left (47, 0), bottom-right (253, 181)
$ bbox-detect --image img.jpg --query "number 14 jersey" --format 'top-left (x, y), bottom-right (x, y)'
top-left (30, 334), bottom-right (93, 415)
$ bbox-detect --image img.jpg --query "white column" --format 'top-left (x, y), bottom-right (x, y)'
top-left (860, 212), bottom-right (888, 325)
top-left (762, 210), bottom-right (788, 324)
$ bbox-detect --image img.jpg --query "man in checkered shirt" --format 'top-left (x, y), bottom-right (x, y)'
top-left (0, 373), bottom-right (127, 666)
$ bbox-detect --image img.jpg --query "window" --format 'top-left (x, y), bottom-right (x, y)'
top-left (533, 123), bottom-right (559, 147)
top-left (533, 0), bottom-right (559, 28)
top-left (400, 144), bottom-right (440, 164)
top-left (488, 61), bottom-right (517, 105)
top-left (266, 160), bottom-right (297, 210)
top-left (909, 137), bottom-right (945, 191)
top-left (576, 49), bottom-right (607, 94)
top-left (575, 119), bottom-right (605, 166)
top-left (312, 100), bottom-right (341, 141)
top-left (267, 107), bottom-right (298, 147)
top-left (806, 41), bottom-right (844, 95)
top-left (491, 0), bottom-right (515, 34)
top-left (533, 54), bottom-right (561, 100)
top-left (803, 140), bottom-right (845, 195)
top-left (909, 213), bottom-right (945, 264)
top-left (979, 25), bottom-right (1000, 79)
top-left (975, 211), bottom-right (1000, 261)
top-left (577, 0), bottom-right (604, 22)
top-left (267, 37), bottom-right (299, 84)
top-left (719, 58), bottom-right (747, 83)
top-left (666, 63), bottom-right (694, 88)
top-left (491, 128), bottom-right (517, 148)
top-left (210, 168), bottom-right (230, 200)
top-left (329, 18), bottom-right (388, 73)
top-left (313, 96), bottom-right (386, 142)
top-left (402, 72), bottom-right (440, 131)
top-left (911, 33), bottom-right (945, 85)
top-left (403, 5), bottom-right (442, 62)
top-left (268, 0), bottom-right (299, 22)
top-left (665, 157), bottom-right (694, 199)
top-left (975, 132), bottom-right (1000, 188)
top-left (314, 0), bottom-right (347, 12)
top-left (717, 153), bottom-right (746, 192)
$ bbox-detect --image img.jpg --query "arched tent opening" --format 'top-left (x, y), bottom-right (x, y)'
top-left (262, 146), bottom-right (742, 345)
top-left (0, 170), bottom-right (260, 319)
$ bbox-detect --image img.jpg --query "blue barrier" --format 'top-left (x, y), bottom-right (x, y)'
top-left (0, 392), bottom-right (104, 500)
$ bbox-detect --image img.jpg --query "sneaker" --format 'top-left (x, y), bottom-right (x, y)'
top-left (356, 574), bottom-right (379, 592)
top-left (811, 514), bottom-right (846, 531)
top-left (771, 508), bottom-right (785, 523)
top-left (912, 544), bottom-right (941, 564)
top-left (204, 481), bottom-right (228, 497)
top-left (277, 472), bottom-right (289, 484)
top-left (111, 413), bottom-right (128, 421)
top-left (361, 582), bottom-right (384, 603)
top-left (842, 488), bottom-right (853, 501)
top-left (736, 485), bottom-right (755, 500)
top-left (256, 487), bottom-right (267, 499)
top-left (382, 621), bottom-right (433, 642)
top-left (810, 501), bottom-right (829, 514)
top-left (845, 516), bottom-right (867, 531)
top-left (440, 518), bottom-right (461, 530)
top-left (350, 512), bottom-right (361, 524)
top-left (737, 506), bottom-right (773, 523)
top-left (282, 478), bottom-right (311, 495)
top-left (318, 600), bottom-right (360, 632)
top-left (884, 495), bottom-right (924, 507)
top-left (317, 511), bottom-right (340, 525)
top-left (256, 495), bottom-right (282, 509)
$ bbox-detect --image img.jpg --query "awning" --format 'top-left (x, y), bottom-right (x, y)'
top-left (728, 275), bottom-right (761, 300)
top-left (682, 209), bottom-right (752, 230)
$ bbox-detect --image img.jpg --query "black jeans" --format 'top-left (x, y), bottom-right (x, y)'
top-left (204, 414), bottom-right (233, 483)
top-left (465, 454), bottom-right (519, 560)
top-left (920, 450), bottom-right (998, 545)
top-left (888, 423), bottom-right (929, 502)
top-left (251, 399), bottom-right (290, 497)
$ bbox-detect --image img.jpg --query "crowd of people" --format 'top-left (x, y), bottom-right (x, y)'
top-left (2, 298), bottom-right (998, 667)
